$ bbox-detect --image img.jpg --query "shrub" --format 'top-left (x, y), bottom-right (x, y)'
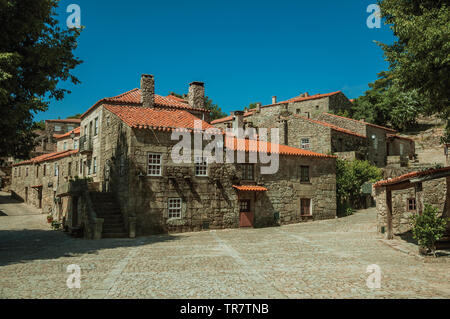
top-left (410, 204), bottom-right (448, 257)
top-left (336, 159), bottom-right (382, 216)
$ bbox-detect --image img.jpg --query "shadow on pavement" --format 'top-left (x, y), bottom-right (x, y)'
top-left (0, 229), bottom-right (179, 267)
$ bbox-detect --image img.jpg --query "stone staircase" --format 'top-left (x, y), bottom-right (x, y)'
top-left (89, 192), bottom-right (127, 238)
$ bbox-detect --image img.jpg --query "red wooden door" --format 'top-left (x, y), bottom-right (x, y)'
top-left (240, 212), bottom-right (254, 227)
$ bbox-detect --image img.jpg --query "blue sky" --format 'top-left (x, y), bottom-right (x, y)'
top-left (36, 0), bottom-right (395, 121)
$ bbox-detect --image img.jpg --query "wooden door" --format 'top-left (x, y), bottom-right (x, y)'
top-left (239, 199), bottom-right (254, 227)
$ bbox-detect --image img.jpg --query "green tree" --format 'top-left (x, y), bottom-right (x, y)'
top-left (410, 204), bottom-right (448, 257)
top-left (0, 0), bottom-right (82, 159)
top-left (378, 0), bottom-right (450, 137)
top-left (352, 71), bottom-right (426, 131)
top-left (33, 120), bottom-right (46, 131)
top-left (336, 159), bottom-right (382, 216)
top-left (205, 96), bottom-right (227, 121)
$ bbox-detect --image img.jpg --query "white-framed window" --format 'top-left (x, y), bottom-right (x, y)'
top-left (93, 157), bottom-right (97, 174)
top-left (301, 138), bottom-right (310, 150)
top-left (94, 117), bottom-right (99, 136)
top-left (147, 153), bottom-right (162, 176)
top-left (195, 156), bottom-right (208, 176)
top-left (168, 198), bottom-right (182, 219)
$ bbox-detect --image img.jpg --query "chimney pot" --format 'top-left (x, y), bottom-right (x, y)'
top-left (188, 81), bottom-right (205, 109)
top-left (272, 96), bottom-right (277, 104)
top-left (140, 74), bottom-right (155, 108)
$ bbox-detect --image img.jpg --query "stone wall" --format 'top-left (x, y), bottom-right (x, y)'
top-left (374, 177), bottom-right (449, 236)
top-left (11, 153), bottom-right (80, 218)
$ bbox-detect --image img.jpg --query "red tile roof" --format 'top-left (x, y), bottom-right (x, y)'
top-left (293, 115), bottom-right (366, 138)
top-left (211, 110), bottom-right (256, 124)
top-left (281, 91), bottom-right (342, 104)
top-left (321, 113), bottom-right (397, 133)
top-left (13, 150), bottom-right (78, 167)
top-left (54, 127), bottom-right (81, 140)
top-left (373, 166), bottom-right (450, 188)
top-left (104, 104), bottom-right (216, 132)
top-left (224, 135), bottom-right (337, 158)
top-left (46, 119), bottom-right (81, 124)
top-left (233, 185), bottom-right (268, 192)
top-left (81, 89), bottom-right (208, 119)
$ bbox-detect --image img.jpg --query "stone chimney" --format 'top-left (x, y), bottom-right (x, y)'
top-left (232, 111), bottom-right (244, 137)
top-left (140, 74), bottom-right (155, 108)
top-left (272, 96), bottom-right (277, 104)
top-left (188, 81), bottom-right (205, 109)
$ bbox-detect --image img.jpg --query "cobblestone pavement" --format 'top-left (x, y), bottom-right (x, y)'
top-left (0, 191), bottom-right (449, 299)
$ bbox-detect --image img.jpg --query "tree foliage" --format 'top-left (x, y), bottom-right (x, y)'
top-left (377, 0), bottom-right (450, 137)
top-left (0, 0), bottom-right (82, 159)
top-left (336, 159), bottom-right (382, 216)
top-left (351, 71), bottom-right (426, 131)
top-left (410, 204), bottom-right (448, 257)
top-left (204, 96), bottom-right (227, 121)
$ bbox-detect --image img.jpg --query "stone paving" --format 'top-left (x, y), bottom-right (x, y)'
top-left (0, 191), bottom-right (449, 299)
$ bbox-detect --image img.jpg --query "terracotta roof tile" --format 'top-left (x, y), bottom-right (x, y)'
top-left (104, 105), bottom-right (216, 132)
top-left (211, 110), bottom-right (255, 124)
top-left (13, 150), bottom-right (78, 167)
top-left (232, 185), bottom-right (268, 192)
top-left (81, 89), bottom-right (208, 119)
top-left (321, 113), bottom-right (397, 133)
top-left (293, 115), bottom-right (366, 138)
top-left (373, 166), bottom-right (450, 188)
top-left (224, 135), bottom-right (336, 158)
top-left (54, 127), bottom-right (81, 140)
top-left (46, 119), bottom-right (81, 124)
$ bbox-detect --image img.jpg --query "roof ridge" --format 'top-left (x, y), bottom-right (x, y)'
top-left (293, 114), bottom-right (366, 138)
top-left (322, 112), bottom-right (397, 132)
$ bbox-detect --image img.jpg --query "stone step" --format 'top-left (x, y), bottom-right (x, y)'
top-left (103, 226), bottom-right (126, 233)
top-left (102, 232), bottom-right (128, 238)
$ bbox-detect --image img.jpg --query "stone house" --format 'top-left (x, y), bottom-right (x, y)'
top-left (10, 75), bottom-right (337, 238)
top-left (55, 127), bottom-right (81, 152)
top-left (212, 91), bottom-right (416, 168)
top-left (373, 167), bottom-right (450, 246)
top-left (11, 150), bottom-right (79, 214)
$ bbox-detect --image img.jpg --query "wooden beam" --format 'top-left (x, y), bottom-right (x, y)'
top-left (385, 181), bottom-right (413, 191)
top-left (386, 189), bottom-right (393, 240)
top-left (410, 171), bottom-right (450, 183)
top-left (415, 182), bottom-right (423, 215)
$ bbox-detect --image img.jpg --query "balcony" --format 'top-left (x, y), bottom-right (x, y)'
top-left (79, 135), bottom-right (93, 154)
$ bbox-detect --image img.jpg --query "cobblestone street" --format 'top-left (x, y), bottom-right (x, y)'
top-left (0, 191), bottom-right (449, 299)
